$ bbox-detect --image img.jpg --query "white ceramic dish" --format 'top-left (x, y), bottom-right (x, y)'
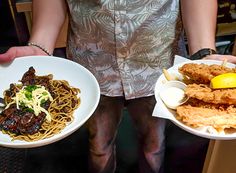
top-left (0, 56), bottom-right (100, 148)
top-left (154, 59), bottom-right (236, 140)
top-left (159, 80), bottom-right (189, 109)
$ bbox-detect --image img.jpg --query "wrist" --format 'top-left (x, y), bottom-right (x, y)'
top-left (27, 42), bottom-right (53, 56)
top-left (189, 48), bottom-right (217, 60)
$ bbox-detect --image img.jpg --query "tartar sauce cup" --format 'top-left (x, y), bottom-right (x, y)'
top-left (159, 80), bottom-right (189, 109)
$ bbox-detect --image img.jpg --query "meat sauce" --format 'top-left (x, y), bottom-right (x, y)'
top-left (0, 67), bottom-right (52, 135)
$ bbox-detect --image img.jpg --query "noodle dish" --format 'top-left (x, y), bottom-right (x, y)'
top-left (0, 67), bottom-right (81, 142)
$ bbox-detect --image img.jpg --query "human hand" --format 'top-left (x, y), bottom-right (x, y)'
top-left (0, 46), bottom-right (49, 63)
top-left (203, 54), bottom-right (236, 64)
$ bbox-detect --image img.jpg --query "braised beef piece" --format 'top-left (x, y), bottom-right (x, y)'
top-left (21, 66), bottom-right (52, 89)
top-left (0, 97), bottom-right (5, 108)
top-left (21, 67), bottom-right (36, 85)
top-left (3, 84), bottom-right (20, 105)
top-left (0, 104), bottom-right (46, 135)
top-left (0, 67), bottom-right (53, 135)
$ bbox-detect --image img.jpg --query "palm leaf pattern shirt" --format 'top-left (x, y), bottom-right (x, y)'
top-left (66, 0), bottom-right (184, 99)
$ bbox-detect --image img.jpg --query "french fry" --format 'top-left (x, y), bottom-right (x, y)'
top-left (163, 68), bottom-right (173, 81)
top-left (221, 58), bottom-right (227, 67)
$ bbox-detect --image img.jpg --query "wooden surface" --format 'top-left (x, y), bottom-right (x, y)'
top-left (202, 140), bottom-right (236, 173)
top-left (217, 22), bottom-right (236, 55)
top-left (15, 0), bottom-right (31, 12)
top-left (217, 22), bottom-right (236, 37)
top-left (8, 0), bottom-right (30, 43)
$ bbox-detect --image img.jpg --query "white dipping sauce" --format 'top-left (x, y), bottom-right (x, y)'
top-left (160, 87), bottom-right (186, 109)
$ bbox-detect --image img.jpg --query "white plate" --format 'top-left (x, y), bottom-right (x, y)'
top-left (0, 56), bottom-right (100, 148)
top-left (154, 59), bottom-right (236, 140)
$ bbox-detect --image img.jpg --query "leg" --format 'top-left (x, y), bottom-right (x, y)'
top-left (126, 96), bottom-right (166, 173)
top-left (87, 95), bottom-right (124, 173)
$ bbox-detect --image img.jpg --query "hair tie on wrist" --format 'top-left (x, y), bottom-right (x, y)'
top-left (27, 42), bottom-right (52, 56)
top-left (190, 48), bottom-right (216, 60)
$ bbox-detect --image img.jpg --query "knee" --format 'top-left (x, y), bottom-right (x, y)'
top-left (89, 135), bottom-right (115, 156)
top-left (143, 135), bottom-right (166, 155)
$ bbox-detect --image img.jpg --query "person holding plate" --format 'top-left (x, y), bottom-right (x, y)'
top-left (0, 0), bottom-right (236, 173)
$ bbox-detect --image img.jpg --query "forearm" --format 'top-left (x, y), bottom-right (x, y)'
top-left (181, 0), bottom-right (218, 55)
top-left (29, 0), bottom-right (67, 54)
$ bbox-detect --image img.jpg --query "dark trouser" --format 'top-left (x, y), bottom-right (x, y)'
top-left (87, 95), bottom-right (166, 173)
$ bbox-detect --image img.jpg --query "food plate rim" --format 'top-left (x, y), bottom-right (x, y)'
top-left (154, 59), bottom-right (236, 140)
top-left (0, 55), bottom-right (100, 148)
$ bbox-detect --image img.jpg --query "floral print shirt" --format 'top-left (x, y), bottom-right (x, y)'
top-left (66, 0), bottom-right (184, 99)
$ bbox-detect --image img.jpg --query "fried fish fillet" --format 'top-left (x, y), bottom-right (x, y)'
top-left (176, 102), bottom-right (236, 131)
top-left (185, 83), bottom-right (236, 105)
top-left (178, 63), bottom-right (236, 84)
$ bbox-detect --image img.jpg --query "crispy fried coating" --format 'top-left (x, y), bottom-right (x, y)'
top-left (178, 63), bottom-right (236, 84)
top-left (185, 84), bottom-right (236, 105)
top-left (174, 63), bottom-right (236, 134)
top-left (176, 101), bottom-right (236, 131)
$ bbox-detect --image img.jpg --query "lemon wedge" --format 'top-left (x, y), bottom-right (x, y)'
top-left (210, 73), bottom-right (236, 89)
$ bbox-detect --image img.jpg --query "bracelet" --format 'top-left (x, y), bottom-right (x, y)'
top-left (27, 42), bottom-right (52, 56)
top-left (190, 48), bottom-right (216, 60)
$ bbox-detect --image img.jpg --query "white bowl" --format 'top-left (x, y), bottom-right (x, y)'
top-left (158, 80), bottom-right (189, 109)
top-left (0, 56), bottom-right (100, 148)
